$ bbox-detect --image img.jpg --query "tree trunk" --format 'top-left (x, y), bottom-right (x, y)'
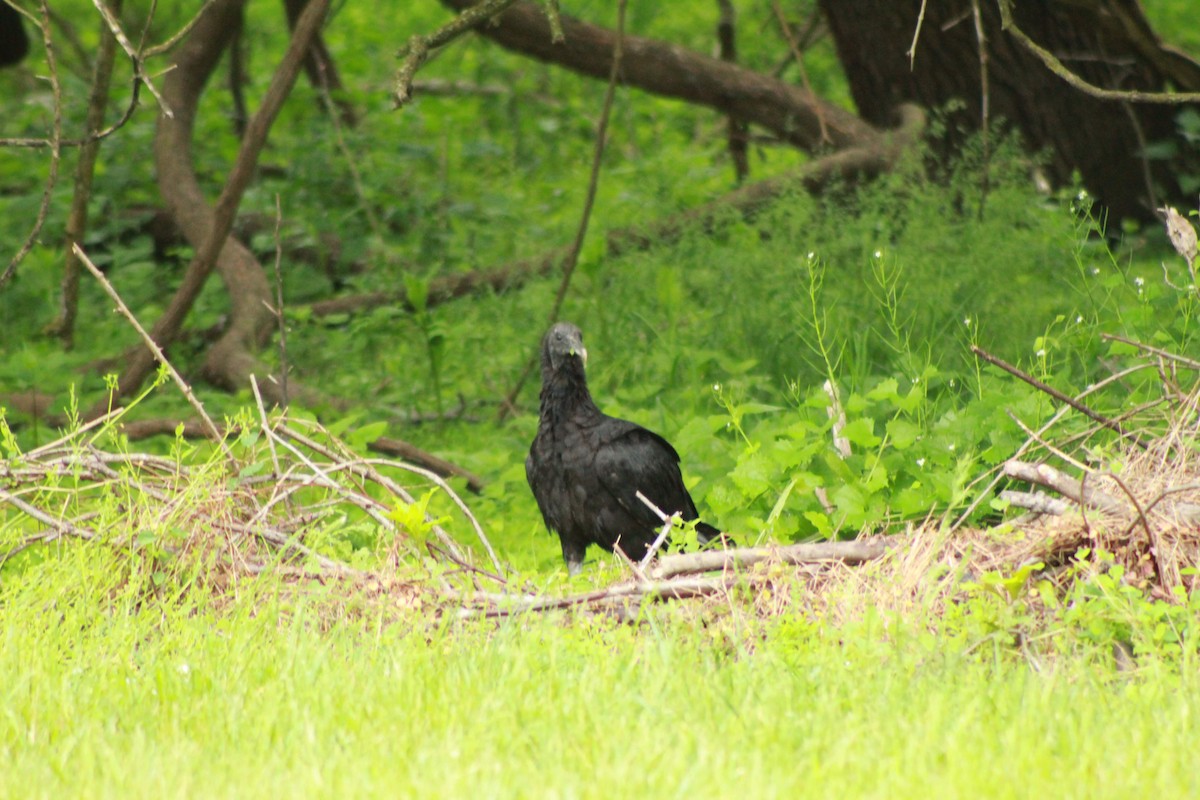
top-left (819, 0), bottom-right (1200, 222)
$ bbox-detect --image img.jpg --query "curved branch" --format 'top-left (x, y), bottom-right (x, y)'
top-left (438, 0), bottom-right (878, 152)
top-left (997, 1), bottom-right (1200, 104)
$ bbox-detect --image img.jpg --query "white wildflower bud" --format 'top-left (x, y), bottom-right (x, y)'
top-left (1160, 206), bottom-right (1198, 264)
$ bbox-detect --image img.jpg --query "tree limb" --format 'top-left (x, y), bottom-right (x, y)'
top-left (1003, 460), bottom-right (1127, 516)
top-left (438, 0), bottom-right (879, 152)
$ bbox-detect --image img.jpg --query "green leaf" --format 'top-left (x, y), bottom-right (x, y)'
top-left (885, 418), bottom-right (920, 450)
top-left (803, 511), bottom-right (833, 538)
top-left (842, 418), bottom-right (881, 448)
top-left (866, 378), bottom-right (899, 403)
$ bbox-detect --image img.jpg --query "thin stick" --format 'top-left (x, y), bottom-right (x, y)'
top-left (971, 345), bottom-right (1147, 450)
top-left (635, 490), bottom-right (676, 569)
top-left (88, 0), bottom-right (172, 115)
top-left (970, 0), bottom-right (989, 218)
top-left (49, 0), bottom-right (122, 345)
top-left (0, 487), bottom-right (95, 541)
top-left (1101, 333), bottom-right (1200, 371)
top-left (1104, 471), bottom-right (1163, 585)
top-left (771, 0), bottom-right (828, 144)
top-left (1005, 409), bottom-right (1090, 474)
top-left (250, 375), bottom-right (284, 483)
top-left (75, 243), bottom-right (230, 455)
top-left (393, 0), bottom-right (525, 106)
top-left (271, 195), bottom-right (290, 408)
top-left (455, 574), bottom-right (738, 618)
top-left (1000, 490), bottom-right (1070, 516)
top-left (907, 0), bottom-right (929, 67)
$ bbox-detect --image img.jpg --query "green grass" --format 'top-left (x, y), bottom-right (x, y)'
top-left (3, 553), bottom-right (1199, 799)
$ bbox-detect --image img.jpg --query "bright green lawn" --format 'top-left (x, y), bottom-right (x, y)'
top-left (3, 567), bottom-right (1197, 800)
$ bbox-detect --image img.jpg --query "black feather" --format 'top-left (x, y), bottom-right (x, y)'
top-left (526, 322), bottom-right (724, 575)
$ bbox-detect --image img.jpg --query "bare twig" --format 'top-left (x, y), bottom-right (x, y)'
top-left (970, 0), bottom-right (990, 217)
top-left (75, 244), bottom-right (231, 455)
top-left (88, 0), bottom-right (171, 115)
top-left (771, 0), bottom-right (828, 145)
top-left (718, 0), bottom-right (749, 181)
top-left (1104, 470), bottom-right (1164, 584)
top-left (455, 574), bottom-right (737, 618)
top-left (144, 0), bottom-right (220, 57)
top-left (368, 437), bottom-right (486, 494)
top-left (1101, 333), bottom-right (1200, 371)
top-left (971, 345), bottom-right (1147, 450)
top-left (907, 0), bottom-right (929, 67)
top-left (271, 195), bottom-right (289, 408)
top-left (635, 490), bottom-right (677, 569)
top-left (393, 0), bottom-right (526, 107)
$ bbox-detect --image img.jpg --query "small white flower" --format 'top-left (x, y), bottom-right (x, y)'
top-left (178, 663), bottom-right (190, 675)
top-left (807, 252), bottom-right (816, 261)
top-left (963, 317), bottom-right (972, 326)
top-left (1036, 348), bottom-right (1045, 357)
top-left (1077, 190), bottom-right (1089, 200)
top-left (713, 383), bottom-right (721, 393)
top-left (1091, 267), bottom-right (1100, 275)
top-left (874, 250), bottom-right (883, 259)
top-left (948, 443), bottom-right (955, 451)
top-left (916, 458), bottom-right (926, 468)
top-left (1076, 315), bottom-right (1083, 324)
top-left (1135, 276), bottom-right (1145, 287)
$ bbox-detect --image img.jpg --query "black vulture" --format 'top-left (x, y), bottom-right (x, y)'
top-left (526, 322), bottom-right (724, 575)
top-left (0, 2), bottom-right (28, 68)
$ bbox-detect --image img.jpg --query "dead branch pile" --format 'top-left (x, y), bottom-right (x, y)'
top-left (0, 398), bottom-right (501, 598)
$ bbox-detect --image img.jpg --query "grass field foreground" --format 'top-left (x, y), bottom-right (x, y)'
top-left (3, 551), bottom-right (1199, 799)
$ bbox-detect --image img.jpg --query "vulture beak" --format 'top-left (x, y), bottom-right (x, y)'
top-left (576, 346), bottom-right (588, 366)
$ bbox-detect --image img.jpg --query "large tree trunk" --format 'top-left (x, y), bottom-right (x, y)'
top-left (819, 0), bottom-right (1200, 222)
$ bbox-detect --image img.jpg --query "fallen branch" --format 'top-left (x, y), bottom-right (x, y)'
top-left (368, 436), bottom-right (486, 495)
top-left (454, 574), bottom-right (737, 618)
top-left (439, 0), bottom-right (877, 151)
top-left (1003, 460), bottom-right (1126, 516)
top-left (649, 539), bottom-right (891, 580)
top-left (1000, 490), bottom-right (1071, 516)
